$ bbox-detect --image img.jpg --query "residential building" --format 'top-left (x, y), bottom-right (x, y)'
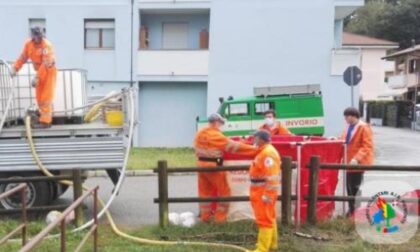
top-left (383, 45), bottom-right (420, 103)
top-left (0, 0), bottom-right (364, 147)
top-left (342, 32), bottom-right (398, 101)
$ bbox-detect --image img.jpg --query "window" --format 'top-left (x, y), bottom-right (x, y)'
top-left (409, 60), bottom-right (416, 73)
top-left (29, 18), bottom-right (46, 35)
top-left (409, 59), bottom-right (420, 73)
top-left (84, 19), bottom-right (115, 49)
top-left (255, 102), bottom-right (275, 115)
top-left (162, 22), bottom-right (188, 49)
top-left (228, 103), bottom-right (249, 116)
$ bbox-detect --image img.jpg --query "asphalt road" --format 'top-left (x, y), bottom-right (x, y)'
top-left (59, 174), bottom-right (198, 226)
top-left (58, 126), bottom-right (420, 227)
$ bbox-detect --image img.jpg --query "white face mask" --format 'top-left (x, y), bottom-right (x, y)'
top-left (265, 118), bottom-right (275, 126)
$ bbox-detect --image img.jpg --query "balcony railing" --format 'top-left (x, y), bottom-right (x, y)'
top-left (334, 0), bottom-right (364, 19)
top-left (387, 73), bottom-right (419, 89)
top-left (137, 50), bottom-right (209, 77)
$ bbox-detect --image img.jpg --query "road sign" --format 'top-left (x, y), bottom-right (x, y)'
top-left (343, 66), bottom-right (362, 86)
top-left (343, 66), bottom-right (362, 107)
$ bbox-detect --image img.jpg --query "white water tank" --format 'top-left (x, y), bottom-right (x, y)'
top-left (1, 62), bottom-right (87, 120)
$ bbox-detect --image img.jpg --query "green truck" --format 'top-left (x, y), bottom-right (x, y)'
top-left (197, 85), bottom-right (325, 136)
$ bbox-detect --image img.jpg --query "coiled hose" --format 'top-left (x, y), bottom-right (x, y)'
top-left (23, 90), bottom-right (249, 251)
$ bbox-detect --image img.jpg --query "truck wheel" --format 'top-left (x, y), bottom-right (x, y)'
top-left (0, 174), bottom-right (52, 210)
top-left (50, 183), bottom-right (69, 202)
top-left (59, 184), bottom-right (70, 196)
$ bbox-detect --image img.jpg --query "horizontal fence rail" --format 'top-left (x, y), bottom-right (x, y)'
top-left (155, 154), bottom-right (420, 228)
top-left (153, 195), bottom-right (299, 203)
top-left (20, 186), bottom-right (99, 252)
top-left (153, 156), bottom-right (296, 228)
top-left (317, 163), bottom-right (420, 171)
top-left (0, 175), bottom-right (86, 184)
top-left (306, 155), bottom-right (420, 224)
top-left (0, 183), bottom-right (27, 247)
top-left (154, 165), bottom-right (262, 173)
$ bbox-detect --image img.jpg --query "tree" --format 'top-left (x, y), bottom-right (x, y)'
top-left (345, 0), bottom-right (420, 49)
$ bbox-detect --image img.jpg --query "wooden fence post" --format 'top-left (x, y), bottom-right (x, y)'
top-left (281, 156), bottom-right (292, 225)
top-left (307, 156), bottom-right (320, 225)
top-left (158, 160), bottom-right (169, 228)
top-left (72, 169), bottom-right (84, 227)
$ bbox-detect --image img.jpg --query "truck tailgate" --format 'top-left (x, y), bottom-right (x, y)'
top-left (0, 124), bottom-right (126, 171)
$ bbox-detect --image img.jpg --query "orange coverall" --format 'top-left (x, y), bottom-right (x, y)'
top-left (250, 144), bottom-right (281, 228)
top-left (249, 144), bottom-right (281, 252)
top-left (340, 121), bottom-right (374, 171)
top-left (14, 39), bottom-right (57, 124)
top-left (260, 122), bottom-right (292, 136)
top-left (194, 126), bottom-right (258, 223)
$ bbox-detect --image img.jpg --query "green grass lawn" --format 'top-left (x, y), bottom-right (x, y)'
top-left (2, 218), bottom-right (420, 251)
top-left (128, 148), bottom-right (196, 170)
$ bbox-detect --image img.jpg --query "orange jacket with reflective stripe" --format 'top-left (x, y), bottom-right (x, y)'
top-left (340, 121), bottom-right (374, 171)
top-left (194, 126), bottom-right (258, 160)
top-left (14, 39), bottom-right (56, 79)
top-left (260, 122), bottom-right (292, 136)
top-left (249, 144), bottom-right (281, 201)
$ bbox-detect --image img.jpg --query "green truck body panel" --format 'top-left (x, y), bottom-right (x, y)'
top-left (198, 94), bottom-right (325, 136)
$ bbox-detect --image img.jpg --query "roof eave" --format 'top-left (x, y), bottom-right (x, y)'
top-left (343, 44), bottom-right (399, 49)
top-left (382, 51), bottom-right (420, 60)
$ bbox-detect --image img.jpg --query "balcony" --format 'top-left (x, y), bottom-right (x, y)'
top-left (387, 73), bottom-right (418, 89)
top-left (137, 9), bottom-right (210, 79)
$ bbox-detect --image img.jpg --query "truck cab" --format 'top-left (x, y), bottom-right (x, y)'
top-left (198, 85), bottom-right (325, 136)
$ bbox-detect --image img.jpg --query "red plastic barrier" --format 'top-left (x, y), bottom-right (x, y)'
top-left (298, 142), bottom-right (343, 222)
top-left (224, 136), bottom-right (344, 223)
top-left (272, 135), bottom-right (305, 142)
top-left (224, 136), bottom-right (304, 161)
top-left (307, 136), bottom-right (327, 141)
top-left (402, 190), bottom-right (420, 215)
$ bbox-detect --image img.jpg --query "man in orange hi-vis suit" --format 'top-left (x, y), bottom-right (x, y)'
top-left (259, 110), bottom-right (292, 136)
top-left (194, 113), bottom-right (258, 223)
top-left (340, 107), bottom-right (374, 217)
top-left (11, 27), bottom-right (57, 129)
top-left (249, 130), bottom-right (281, 252)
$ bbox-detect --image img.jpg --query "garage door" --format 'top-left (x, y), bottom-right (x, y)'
top-left (138, 82), bottom-right (207, 147)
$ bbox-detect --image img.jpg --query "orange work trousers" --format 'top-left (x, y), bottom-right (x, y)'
top-left (36, 67), bottom-right (57, 124)
top-left (198, 162), bottom-right (230, 223)
top-left (250, 191), bottom-right (277, 228)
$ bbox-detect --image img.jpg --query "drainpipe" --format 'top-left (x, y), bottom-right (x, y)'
top-left (130, 0), bottom-right (134, 87)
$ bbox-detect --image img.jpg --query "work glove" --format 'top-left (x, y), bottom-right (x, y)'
top-left (31, 76), bottom-right (39, 88)
top-left (10, 67), bottom-right (17, 77)
top-left (349, 159), bottom-right (358, 165)
top-left (262, 195), bottom-right (272, 204)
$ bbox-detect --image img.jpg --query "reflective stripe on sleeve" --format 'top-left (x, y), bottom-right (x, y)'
top-left (225, 140), bottom-right (240, 153)
top-left (195, 147), bottom-right (223, 158)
